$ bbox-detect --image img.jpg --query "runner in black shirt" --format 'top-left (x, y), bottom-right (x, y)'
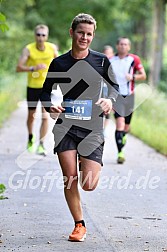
top-left (40, 13), bottom-right (118, 242)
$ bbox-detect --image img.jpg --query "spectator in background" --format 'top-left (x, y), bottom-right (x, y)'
top-left (110, 37), bottom-right (146, 164)
top-left (16, 24), bottom-right (58, 155)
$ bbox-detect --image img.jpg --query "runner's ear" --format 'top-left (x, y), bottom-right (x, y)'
top-left (69, 28), bottom-right (73, 37)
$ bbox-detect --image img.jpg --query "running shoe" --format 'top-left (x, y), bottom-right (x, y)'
top-left (36, 143), bottom-right (47, 156)
top-left (27, 135), bottom-right (36, 153)
top-left (68, 223), bottom-right (87, 242)
top-left (117, 151), bottom-right (125, 164)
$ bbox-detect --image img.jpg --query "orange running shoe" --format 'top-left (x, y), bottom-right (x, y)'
top-left (68, 223), bottom-right (86, 242)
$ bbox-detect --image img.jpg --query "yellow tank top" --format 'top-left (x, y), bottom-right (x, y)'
top-left (26, 42), bottom-right (55, 88)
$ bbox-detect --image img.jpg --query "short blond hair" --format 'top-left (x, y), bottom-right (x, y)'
top-left (34, 24), bottom-right (49, 35)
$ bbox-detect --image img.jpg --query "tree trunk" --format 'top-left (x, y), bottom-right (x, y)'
top-left (149, 0), bottom-right (166, 87)
top-left (133, 19), bottom-right (148, 59)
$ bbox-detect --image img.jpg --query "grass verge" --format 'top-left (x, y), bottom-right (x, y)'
top-left (131, 89), bottom-right (167, 156)
top-left (0, 74), bottom-right (26, 128)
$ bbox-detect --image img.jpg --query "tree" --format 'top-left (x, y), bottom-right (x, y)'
top-left (149, 0), bottom-right (167, 86)
top-left (25, 0), bottom-right (118, 49)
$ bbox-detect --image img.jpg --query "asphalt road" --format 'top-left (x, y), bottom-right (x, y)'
top-left (0, 101), bottom-right (167, 252)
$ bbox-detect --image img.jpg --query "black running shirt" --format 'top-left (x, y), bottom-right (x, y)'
top-left (40, 49), bottom-right (118, 131)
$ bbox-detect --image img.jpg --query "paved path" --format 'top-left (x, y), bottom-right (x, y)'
top-left (0, 101), bottom-right (167, 252)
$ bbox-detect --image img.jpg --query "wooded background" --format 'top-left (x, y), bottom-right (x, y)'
top-left (0, 0), bottom-right (167, 92)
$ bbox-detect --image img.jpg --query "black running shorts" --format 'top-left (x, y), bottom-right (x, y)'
top-left (53, 125), bottom-right (104, 165)
top-left (113, 94), bottom-right (134, 124)
top-left (27, 87), bottom-right (42, 110)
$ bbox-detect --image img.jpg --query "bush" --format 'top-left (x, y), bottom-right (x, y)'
top-left (158, 81), bottom-right (167, 94)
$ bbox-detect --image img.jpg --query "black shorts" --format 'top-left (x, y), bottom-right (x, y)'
top-left (27, 87), bottom-right (42, 110)
top-left (53, 125), bottom-right (104, 165)
top-left (114, 111), bottom-right (133, 124)
top-left (113, 94), bottom-right (134, 124)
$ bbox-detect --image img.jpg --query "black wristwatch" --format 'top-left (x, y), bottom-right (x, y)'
top-left (111, 97), bottom-right (116, 103)
top-left (29, 66), bottom-right (34, 72)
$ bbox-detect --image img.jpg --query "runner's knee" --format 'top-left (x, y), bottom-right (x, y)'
top-left (64, 175), bottom-right (78, 190)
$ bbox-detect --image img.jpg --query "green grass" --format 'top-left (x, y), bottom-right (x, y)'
top-left (131, 89), bottom-right (167, 156)
top-left (0, 74), bottom-right (26, 127)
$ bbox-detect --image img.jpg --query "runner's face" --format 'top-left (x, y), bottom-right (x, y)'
top-left (70, 23), bottom-right (95, 51)
top-left (104, 48), bottom-right (114, 59)
top-left (116, 39), bottom-right (131, 55)
top-left (35, 28), bottom-right (48, 43)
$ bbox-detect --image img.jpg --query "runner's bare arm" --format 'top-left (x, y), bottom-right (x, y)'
top-left (126, 67), bottom-right (146, 81)
top-left (16, 47), bottom-right (30, 72)
top-left (53, 44), bottom-right (59, 58)
top-left (133, 67), bottom-right (146, 81)
top-left (16, 47), bottom-right (47, 72)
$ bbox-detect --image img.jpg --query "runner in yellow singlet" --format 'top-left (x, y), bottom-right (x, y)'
top-left (16, 24), bottom-right (58, 155)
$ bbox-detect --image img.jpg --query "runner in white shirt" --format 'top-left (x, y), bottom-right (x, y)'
top-left (110, 37), bottom-right (146, 164)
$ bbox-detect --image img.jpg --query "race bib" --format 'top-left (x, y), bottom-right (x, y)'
top-left (64, 99), bottom-right (92, 120)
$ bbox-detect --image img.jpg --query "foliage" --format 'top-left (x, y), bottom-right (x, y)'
top-left (159, 63), bottom-right (167, 93)
top-left (0, 0), bottom-right (9, 32)
top-left (0, 0), bottom-right (153, 74)
top-left (0, 12), bottom-right (9, 32)
top-left (0, 184), bottom-right (7, 200)
top-left (0, 183), bottom-right (5, 194)
top-left (31, 0), bottom-right (118, 49)
top-left (158, 81), bottom-right (167, 93)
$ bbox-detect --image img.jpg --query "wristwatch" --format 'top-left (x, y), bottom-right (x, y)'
top-left (29, 66), bottom-right (34, 72)
top-left (110, 97), bottom-right (116, 103)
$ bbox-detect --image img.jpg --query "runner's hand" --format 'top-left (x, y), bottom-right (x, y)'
top-left (95, 98), bottom-right (112, 115)
top-left (35, 64), bottom-right (47, 70)
top-left (49, 105), bottom-right (65, 120)
top-left (126, 73), bottom-right (133, 81)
